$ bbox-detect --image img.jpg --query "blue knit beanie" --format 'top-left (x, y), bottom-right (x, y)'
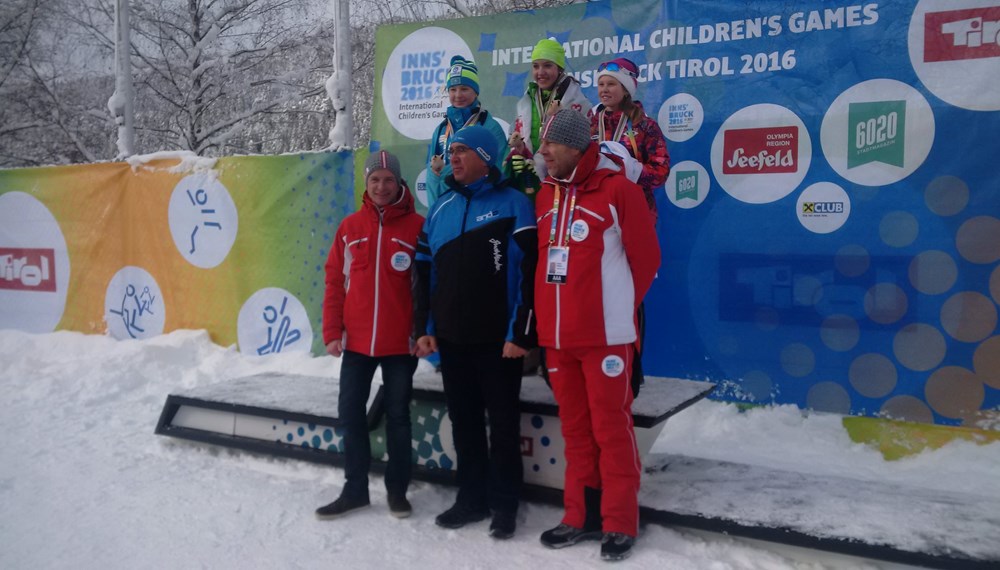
top-left (451, 125), bottom-right (496, 165)
top-left (446, 55), bottom-right (480, 94)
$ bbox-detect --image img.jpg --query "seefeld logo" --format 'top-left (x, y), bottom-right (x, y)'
top-left (848, 101), bottom-right (906, 169)
top-left (924, 7), bottom-right (1000, 62)
top-left (0, 247), bottom-right (56, 292)
top-left (722, 126), bottom-right (798, 174)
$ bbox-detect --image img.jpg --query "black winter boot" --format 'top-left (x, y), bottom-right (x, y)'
top-left (600, 532), bottom-right (635, 561)
top-left (435, 502), bottom-right (489, 529)
top-left (315, 494), bottom-right (370, 520)
top-left (540, 523), bottom-right (603, 548)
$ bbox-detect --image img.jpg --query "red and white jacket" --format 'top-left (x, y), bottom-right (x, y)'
top-left (534, 143), bottom-right (660, 350)
top-left (323, 185), bottom-right (425, 356)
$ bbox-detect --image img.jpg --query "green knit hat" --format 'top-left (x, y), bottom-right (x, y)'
top-left (447, 55), bottom-right (480, 94)
top-left (531, 38), bottom-right (566, 69)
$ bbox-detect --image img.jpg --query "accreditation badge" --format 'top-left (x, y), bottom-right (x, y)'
top-left (546, 246), bottom-right (569, 284)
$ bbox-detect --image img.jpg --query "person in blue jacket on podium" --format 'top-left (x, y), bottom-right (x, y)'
top-left (424, 55), bottom-right (509, 209)
top-left (413, 125), bottom-right (537, 540)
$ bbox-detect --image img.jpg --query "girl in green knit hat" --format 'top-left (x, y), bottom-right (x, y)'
top-left (506, 38), bottom-right (592, 195)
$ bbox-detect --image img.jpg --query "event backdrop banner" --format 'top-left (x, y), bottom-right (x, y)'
top-left (371, 0), bottom-right (1000, 427)
top-left (0, 152), bottom-right (352, 356)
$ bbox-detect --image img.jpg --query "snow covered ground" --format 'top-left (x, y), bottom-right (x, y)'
top-left (1, 329), bottom-right (997, 569)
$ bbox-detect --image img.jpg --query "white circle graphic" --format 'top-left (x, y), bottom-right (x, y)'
top-left (381, 28), bottom-right (473, 140)
top-left (0, 192), bottom-right (70, 332)
top-left (665, 160), bottom-right (711, 209)
top-left (601, 355), bottom-right (626, 377)
top-left (796, 182), bottom-right (852, 234)
top-left (415, 168), bottom-right (429, 208)
top-left (909, 0), bottom-right (1000, 111)
top-left (711, 104), bottom-right (812, 204)
top-left (168, 173), bottom-right (239, 268)
top-left (391, 251), bottom-right (412, 271)
top-left (104, 266), bottom-right (165, 340)
top-left (237, 287), bottom-right (314, 356)
top-left (820, 79), bottom-right (935, 187)
top-left (570, 220), bottom-right (590, 242)
top-left (658, 93), bottom-right (704, 143)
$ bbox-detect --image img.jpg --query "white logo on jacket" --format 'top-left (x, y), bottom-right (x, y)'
top-left (570, 219), bottom-right (590, 241)
top-left (476, 210), bottom-right (499, 222)
top-left (489, 238), bottom-right (503, 273)
top-left (601, 355), bottom-right (625, 377)
top-left (391, 252), bottom-right (411, 271)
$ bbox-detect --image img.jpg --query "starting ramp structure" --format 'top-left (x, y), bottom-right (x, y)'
top-left (155, 372), bottom-right (998, 570)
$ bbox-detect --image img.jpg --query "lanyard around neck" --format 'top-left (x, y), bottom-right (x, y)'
top-left (442, 109), bottom-right (483, 161)
top-left (533, 76), bottom-right (562, 118)
top-left (599, 107), bottom-right (639, 157)
top-left (548, 184), bottom-right (578, 247)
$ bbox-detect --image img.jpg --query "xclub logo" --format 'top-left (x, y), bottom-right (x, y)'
top-left (925, 7), bottom-right (1000, 62)
top-left (796, 182), bottom-right (851, 235)
top-left (0, 247), bottom-right (56, 292)
top-left (722, 126), bottom-right (798, 175)
top-left (802, 202), bottom-right (845, 214)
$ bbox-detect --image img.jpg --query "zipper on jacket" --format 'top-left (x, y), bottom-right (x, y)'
top-left (371, 210), bottom-right (384, 356)
top-left (554, 192), bottom-right (573, 350)
top-left (458, 195), bottom-right (472, 333)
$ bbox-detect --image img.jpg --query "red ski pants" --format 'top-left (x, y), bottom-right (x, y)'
top-left (547, 344), bottom-right (640, 536)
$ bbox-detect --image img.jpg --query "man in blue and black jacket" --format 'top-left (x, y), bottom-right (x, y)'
top-left (413, 125), bottom-right (537, 540)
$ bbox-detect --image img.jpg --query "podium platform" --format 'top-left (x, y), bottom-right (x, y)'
top-left (154, 372), bottom-right (997, 569)
top-left (155, 372), bottom-right (714, 489)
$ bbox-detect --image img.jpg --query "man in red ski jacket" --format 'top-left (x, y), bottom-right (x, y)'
top-left (533, 109), bottom-right (660, 562)
top-left (317, 150), bottom-right (424, 520)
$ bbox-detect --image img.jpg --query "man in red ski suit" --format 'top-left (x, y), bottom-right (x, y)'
top-left (317, 150), bottom-right (425, 520)
top-left (533, 109), bottom-right (660, 562)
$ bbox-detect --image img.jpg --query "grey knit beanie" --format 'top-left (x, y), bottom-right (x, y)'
top-left (540, 109), bottom-right (592, 151)
top-left (364, 150), bottom-right (402, 182)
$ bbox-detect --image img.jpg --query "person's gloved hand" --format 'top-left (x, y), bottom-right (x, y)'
top-left (511, 154), bottom-right (535, 175)
top-left (430, 154), bottom-right (444, 175)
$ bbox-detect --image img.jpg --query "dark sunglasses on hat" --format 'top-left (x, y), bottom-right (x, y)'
top-left (597, 61), bottom-right (637, 77)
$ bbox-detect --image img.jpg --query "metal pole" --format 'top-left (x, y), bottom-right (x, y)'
top-left (110, 0), bottom-right (135, 158)
top-left (326, 0), bottom-right (353, 150)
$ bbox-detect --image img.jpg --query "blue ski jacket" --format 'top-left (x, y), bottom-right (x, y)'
top-left (414, 167), bottom-right (537, 348)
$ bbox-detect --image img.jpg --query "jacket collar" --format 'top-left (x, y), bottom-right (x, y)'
top-left (362, 181), bottom-right (415, 220)
top-left (551, 143), bottom-right (602, 188)
top-left (444, 165), bottom-right (504, 198)
top-left (446, 102), bottom-right (481, 129)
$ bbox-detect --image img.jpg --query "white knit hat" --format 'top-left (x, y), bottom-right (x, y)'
top-left (596, 58), bottom-right (639, 99)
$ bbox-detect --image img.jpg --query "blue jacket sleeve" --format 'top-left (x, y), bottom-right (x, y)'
top-left (506, 192), bottom-right (538, 348)
top-left (413, 214), bottom-right (436, 337)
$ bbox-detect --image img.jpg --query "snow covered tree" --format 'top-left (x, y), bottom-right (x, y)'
top-left (60, 0), bottom-right (331, 155)
top-left (0, 0), bottom-right (115, 167)
top-left (0, 0), bottom-right (579, 166)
